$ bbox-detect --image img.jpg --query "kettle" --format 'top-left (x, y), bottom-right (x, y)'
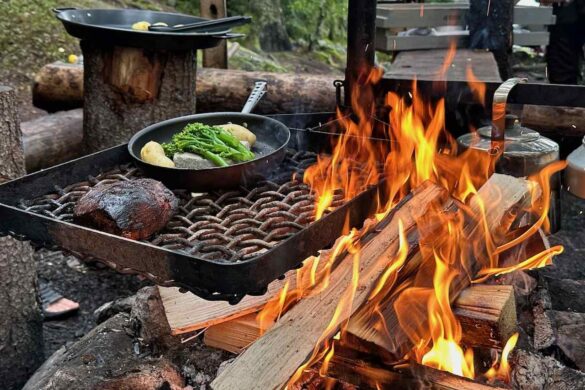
top-left (457, 78), bottom-right (561, 232)
top-left (566, 136), bottom-right (585, 199)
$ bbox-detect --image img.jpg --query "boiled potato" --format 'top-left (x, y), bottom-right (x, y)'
top-left (132, 21), bottom-right (151, 31)
top-left (141, 141), bottom-right (175, 168)
top-left (219, 123), bottom-right (256, 146)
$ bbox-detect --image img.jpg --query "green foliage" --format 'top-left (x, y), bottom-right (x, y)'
top-left (283, 0), bottom-right (347, 47)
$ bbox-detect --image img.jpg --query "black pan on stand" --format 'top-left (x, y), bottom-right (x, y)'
top-left (128, 82), bottom-right (291, 191)
top-left (53, 7), bottom-right (248, 50)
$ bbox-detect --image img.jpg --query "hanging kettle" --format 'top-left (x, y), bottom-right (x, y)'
top-left (457, 78), bottom-right (561, 232)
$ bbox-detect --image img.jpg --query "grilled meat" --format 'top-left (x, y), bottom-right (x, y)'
top-left (73, 178), bottom-right (178, 240)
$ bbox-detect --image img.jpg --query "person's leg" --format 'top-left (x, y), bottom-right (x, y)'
top-left (547, 23), bottom-right (581, 84)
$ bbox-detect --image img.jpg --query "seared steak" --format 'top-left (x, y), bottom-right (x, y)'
top-left (74, 178), bottom-right (178, 240)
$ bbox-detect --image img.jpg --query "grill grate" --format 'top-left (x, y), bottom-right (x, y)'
top-left (20, 150), bottom-right (345, 262)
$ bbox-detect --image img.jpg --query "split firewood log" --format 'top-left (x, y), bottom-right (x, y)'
top-left (74, 178), bottom-right (178, 240)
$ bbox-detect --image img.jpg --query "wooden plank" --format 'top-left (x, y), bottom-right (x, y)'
top-left (203, 285), bottom-right (516, 353)
top-left (346, 174), bottom-right (537, 358)
top-left (204, 313), bottom-right (272, 354)
top-left (376, 4), bottom-right (554, 28)
top-left (159, 256), bottom-right (323, 335)
top-left (211, 183), bottom-right (448, 390)
top-left (386, 49), bottom-right (501, 82)
top-left (376, 30), bottom-right (549, 52)
top-left (200, 0), bottom-right (228, 68)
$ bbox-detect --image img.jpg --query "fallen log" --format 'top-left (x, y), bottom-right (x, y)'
top-left (33, 61), bottom-right (84, 112)
top-left (202, 285), bottom-right (516, 354)
top-left (21, 108), bottom-right (83, 172)
top-left (521, 105), bottom-right (585, 138)
top-left (211, 182), bottom-right (449, 390)
top-left (33, 62), bottom-right (339, 114)
top-left (346, 174), bottom-right (536, 359)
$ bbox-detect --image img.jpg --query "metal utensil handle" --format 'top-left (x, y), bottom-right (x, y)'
top-left (149, 15), bottom-right (251, 32)
top-left (52, 7), bottom-right (78, 14)
top-left (241, 81), bottom-right (267, 114)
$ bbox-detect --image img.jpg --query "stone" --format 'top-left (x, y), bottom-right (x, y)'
top-left (551, 311), bottom-right (585, 371)
top-left (546, 278), bottom-right (585, 313)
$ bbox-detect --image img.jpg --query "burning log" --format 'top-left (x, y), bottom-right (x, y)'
top-left (211, 182), bottom-right (449, 390)
top-left (32, 62), bottom-right (338, 114)
top-left (202, 285), bottom-right (516, 354)
top-left (345, 173), bottom-right (538, 359)
top-left (319, 347), bottom-right (507, 390)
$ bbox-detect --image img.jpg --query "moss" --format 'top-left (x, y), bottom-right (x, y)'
top-left (229, 45), bottom-right (287, 73)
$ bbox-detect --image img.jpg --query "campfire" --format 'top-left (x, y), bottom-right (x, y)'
top-left (206, 64), bottom-right (566, 389)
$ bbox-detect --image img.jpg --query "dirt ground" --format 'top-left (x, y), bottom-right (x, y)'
top-left (37, 249), bottom-right (149, 356)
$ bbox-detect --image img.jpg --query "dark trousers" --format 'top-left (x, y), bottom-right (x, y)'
top-left (546, 21), bottom-right (585, 84)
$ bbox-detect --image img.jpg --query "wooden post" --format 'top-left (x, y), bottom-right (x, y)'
top-left (0, 86), bottom-right (44, 390)
top-left (81, 41), bottom-right (197, 152)
top-left (200, 0), bottom-right (228, 69)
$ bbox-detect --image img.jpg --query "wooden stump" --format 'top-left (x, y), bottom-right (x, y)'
top-left (81, 41), bottom-right (197, 152)
top-left (0, 86), bottom-right (44, 390)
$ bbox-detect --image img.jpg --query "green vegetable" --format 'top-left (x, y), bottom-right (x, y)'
top-left (162, 122), bottom-right (255, 167)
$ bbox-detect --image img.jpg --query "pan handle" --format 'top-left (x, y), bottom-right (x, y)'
top-left (241, 81), bottom-right (267, 114)
top-left (52, 7), bottom-right (78, 14)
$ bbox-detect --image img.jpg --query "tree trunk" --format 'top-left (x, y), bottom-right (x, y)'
top-left (250, 0), bottom-right (292, 52)
top-left (81, 41), bottom-right (197, 152)
top-left (0, 86), bottom-right (44, 390)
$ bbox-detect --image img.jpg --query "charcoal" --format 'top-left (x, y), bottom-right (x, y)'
top-left (73, 178), bottom-right (177, 240)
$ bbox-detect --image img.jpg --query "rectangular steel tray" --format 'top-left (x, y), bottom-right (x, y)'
top-left (0, 113), bottom-right (383, 303)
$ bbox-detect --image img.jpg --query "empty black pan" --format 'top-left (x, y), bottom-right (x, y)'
top-left (128, 83), bottom-right (291, 191)
top-left (53, 7), bottom-right (247, 50)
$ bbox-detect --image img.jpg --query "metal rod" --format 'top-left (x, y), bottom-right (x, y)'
top-left (344, 0), bottom-right (377, 107)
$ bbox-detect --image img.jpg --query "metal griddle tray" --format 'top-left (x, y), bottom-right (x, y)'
top-left (0, 114), bottom-right (384, 303)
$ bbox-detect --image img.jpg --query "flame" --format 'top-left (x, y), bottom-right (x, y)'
top-left (419, 254), bottom-right (475, 379)
top-left (485, 333), bottom-right (519, 383)
top-left (466, 65), bottom-right (486, 106)
top-left (262, 58), bottom-right (563, 386)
